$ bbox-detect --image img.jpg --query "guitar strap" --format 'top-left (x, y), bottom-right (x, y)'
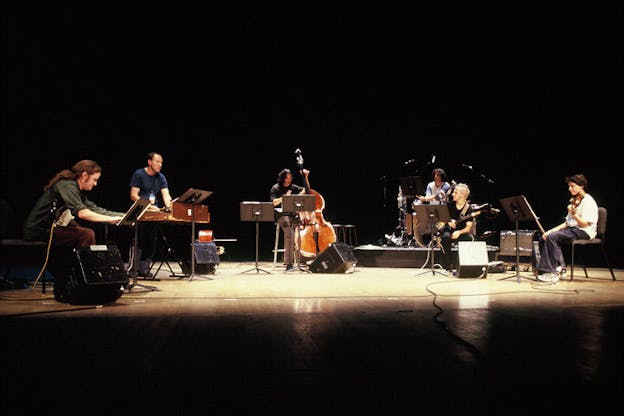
top-left (459, 203), bottom-right (469, 218)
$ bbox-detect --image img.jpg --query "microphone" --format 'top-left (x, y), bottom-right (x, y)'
top-left (462, 163), bottom-right (473, 170)
top-left (431, 155), bottom-right (436, 164)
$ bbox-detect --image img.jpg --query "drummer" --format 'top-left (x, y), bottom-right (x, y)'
top-left (414, 168), bottom-right (452, 205)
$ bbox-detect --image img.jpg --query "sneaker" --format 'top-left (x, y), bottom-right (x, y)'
top-left (556, 266), bottom-right (567, 279)
top-left (537, 272), bottom-right (558, 283)
top-left (285, 264), bottom-right (296, 272)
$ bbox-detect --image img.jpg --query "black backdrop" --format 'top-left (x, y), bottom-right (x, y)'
top-left (2, 4), bottom-right (622, 266)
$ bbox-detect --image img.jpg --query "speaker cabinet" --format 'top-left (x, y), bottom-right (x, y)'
top-left (187, 242), bottom-right (220, 275)
top-left (499, 230), bottom-right (537, 256)
top-left (309, 243), bottom-right (357, 274)
top-left (63, 245), bottom-right (128, 304)
top-left (457, 241), bottom-right (488, 278)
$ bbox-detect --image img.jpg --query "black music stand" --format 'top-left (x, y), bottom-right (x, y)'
top-left (498, 195), bottom-right (544, 283)
top-left (413, 204), bottom-right (451, 277)
top-left (240, 202), bottom-right (275, 274)
top-left (177, 188), bottom-right (213, 281)
top-left (399, 176), bottom-right (425, 199)
top-left (282, 194), bottom-right (316, 271)
top-left (116, 199), bottom-right (159, 292)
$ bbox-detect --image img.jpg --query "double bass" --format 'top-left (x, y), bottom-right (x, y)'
top-left (294, 149), bottom-right (337, 258)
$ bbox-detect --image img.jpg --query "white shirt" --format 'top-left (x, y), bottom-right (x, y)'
top-left (566, 193), bottom-right (598, 239)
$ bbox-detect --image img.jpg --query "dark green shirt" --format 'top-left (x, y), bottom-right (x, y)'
top-left (23, 179), bottom-right (124, 241)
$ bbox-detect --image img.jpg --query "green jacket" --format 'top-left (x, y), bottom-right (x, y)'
top-left (23, 179), bottom-right (124, 241)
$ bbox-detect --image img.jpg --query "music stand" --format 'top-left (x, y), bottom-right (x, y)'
top-left (116, 199), bottom-right (159, 292)
top-left (413, 204), bottom-right (451, 277)
top-left (177, 188), bottom-right (213, 281)
top-left (240, 202), bottom-right (275, 274)
top-left (498, 195), bottom-right (545, 283)
top-left (399, 176), bottom-right (425, 199)
top-left (282, 194), bottom-right (316, 270)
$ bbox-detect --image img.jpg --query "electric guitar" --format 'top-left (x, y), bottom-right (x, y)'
top-left (436, 203), bottom-right (499, 231)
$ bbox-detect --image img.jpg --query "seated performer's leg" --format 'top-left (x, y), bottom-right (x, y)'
top-left (440, 229), bottom-right (453, 271)
top-left (49, 223), bottom-right (96, 301)
top-left (278, 215), bottom-right (295, 269)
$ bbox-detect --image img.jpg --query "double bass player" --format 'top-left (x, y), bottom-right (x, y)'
top-left (270, 168), bottom-right (306, 271)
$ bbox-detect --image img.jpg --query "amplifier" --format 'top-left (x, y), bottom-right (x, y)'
top-left (499, 230), bottom-right (537, 257)
top-left (61, 245), bottom-right (127, 304)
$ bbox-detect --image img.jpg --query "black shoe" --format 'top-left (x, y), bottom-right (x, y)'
top-left (285, 264), bottom-right (295, 272)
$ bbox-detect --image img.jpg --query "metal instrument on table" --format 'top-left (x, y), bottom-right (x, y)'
top-left (139, 201), bottom-right (210, 224)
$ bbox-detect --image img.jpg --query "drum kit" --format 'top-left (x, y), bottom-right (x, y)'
top-left (384, 184), bottom-right (441, 247)
top-left (384, 179), bottom-right (455, 248)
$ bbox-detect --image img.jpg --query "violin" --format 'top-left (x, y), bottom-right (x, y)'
top-left (570, 194), bottom-right (584, 208)
top-left (294, 149), bottom-right (337, 258)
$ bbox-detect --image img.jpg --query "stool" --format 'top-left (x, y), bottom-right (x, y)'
top-left (273, 223), bottom-right (285, 269)
top-left (332, 224), bottom-right (344, 243)
top-left (0, 239), bottom-right (49, 293)
top-left (343, 225), bottom-right (358, 246)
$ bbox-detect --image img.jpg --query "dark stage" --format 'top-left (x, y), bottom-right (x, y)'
top-left (1, 4), bottom-right (623, 414)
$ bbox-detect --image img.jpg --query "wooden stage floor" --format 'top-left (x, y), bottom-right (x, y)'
top-left (1, 262), bottom-right (623, 414)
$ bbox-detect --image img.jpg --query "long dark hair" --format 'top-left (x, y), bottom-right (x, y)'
top-left (277, 169), bottom-right (291, 185)
top-left (44, 160), bottom-right (102, 191)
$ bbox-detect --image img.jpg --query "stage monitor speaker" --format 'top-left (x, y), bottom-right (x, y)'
top-left (63, 245), bottom-right (128, 304)
top-left (194, 242), bottom-right (221, 265)
top-left (457, 241), bottom-right (488, 278)
top-left (189, 241), bottom-right (220, 275)
top-left (309, 243), bottom-right (357, 274)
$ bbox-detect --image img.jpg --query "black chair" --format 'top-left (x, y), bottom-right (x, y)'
top-left (569, 206), bottom-right (615, 282)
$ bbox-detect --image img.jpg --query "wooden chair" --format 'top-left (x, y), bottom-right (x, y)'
top-left (569, 207), bottom-right (615, 281)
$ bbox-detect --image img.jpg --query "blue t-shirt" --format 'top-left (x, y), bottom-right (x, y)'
top-left (130, 168), bottom-right (169, 207)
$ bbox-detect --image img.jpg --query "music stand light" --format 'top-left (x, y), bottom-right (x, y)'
top-left (413, 204), bottom-right (451, 277)
top-left (498, 195), bottom-right (545, 283)
top-left (177, 188), bottom-right (213, 281)
top-left (240, 202), bottom-right (275, 274)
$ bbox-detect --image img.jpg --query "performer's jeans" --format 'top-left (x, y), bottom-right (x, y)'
top-left (277, 215), bottom-right (296, 266)
top-left (538, 227), bottom-right (588, 273)
top-left (440, 230), bottom-right (473, 271)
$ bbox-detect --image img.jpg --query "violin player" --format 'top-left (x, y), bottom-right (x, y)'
top-left (536, 174), bottom-right (599, 283)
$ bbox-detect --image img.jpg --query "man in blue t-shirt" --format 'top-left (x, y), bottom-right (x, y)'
top-left (129, 152), bottom-right (172, 277)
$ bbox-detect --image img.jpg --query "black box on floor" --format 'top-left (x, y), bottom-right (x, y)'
top-left (63, 245), bottom-right (127, 304)
top-left (309, 243), bottom-right (357, 273)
